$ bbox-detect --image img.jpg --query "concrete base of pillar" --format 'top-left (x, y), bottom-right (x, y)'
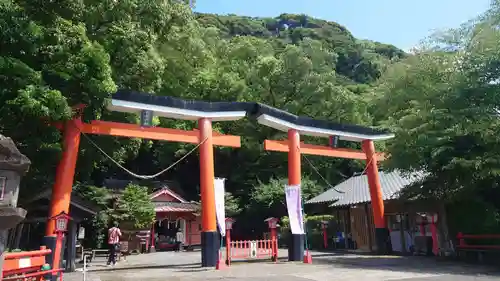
top-left (288, 233), bottom-right (304, 261)
top-left (375, 228), bottom-right (392, 255)
top-left (201, 231), bottom-right (218, 267)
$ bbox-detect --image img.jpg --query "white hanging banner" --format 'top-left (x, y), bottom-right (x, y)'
top-left (214, 178), bottom-right (226, 237)
top-left (285, 184), bottom-right (305, 234)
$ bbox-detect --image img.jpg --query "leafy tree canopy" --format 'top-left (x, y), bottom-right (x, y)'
top-left (374, 0), bottom-right (500, 232)
top-left (252, 176), bottom-right (326, 208)
top-left (115, 184), bottom-right (156, 229)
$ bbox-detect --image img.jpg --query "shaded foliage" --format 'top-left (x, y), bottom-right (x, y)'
top-left (75, 183), bottom-right (154, 248)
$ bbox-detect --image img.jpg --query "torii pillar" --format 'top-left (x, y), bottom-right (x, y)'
top-left (362, 140), bottom-right (389, 254)
top-left (287, 129), bottom-right (303, 261)
top-left (43, 116), bottom-right (82, 272)
top-left (198, 118), bottom-right (218, 267)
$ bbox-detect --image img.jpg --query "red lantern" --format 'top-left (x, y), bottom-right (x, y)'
top-left (51, 211), bottom-right (71, 234)
top-left (264, 217), bottom-right (279, 229)
top-left (225, 218), bottom-right (235, 230)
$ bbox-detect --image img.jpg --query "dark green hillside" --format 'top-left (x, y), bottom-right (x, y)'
top-left (195, 13), bottom-right (406, 83)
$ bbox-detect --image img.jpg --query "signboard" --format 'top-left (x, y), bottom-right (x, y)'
top-left (78, 227), bottom-right (85, 240)
top-left (140, 110), bottom-right (153, 127)
top-left (18, 258), bottom-right (31, 268)
top-left (250, 241), bottom-right (257, 258)
top-left (0, 177), bottom-right (5, 200)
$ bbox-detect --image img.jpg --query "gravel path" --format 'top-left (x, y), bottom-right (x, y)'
top-left (64, 250), bottom-right (500, 281)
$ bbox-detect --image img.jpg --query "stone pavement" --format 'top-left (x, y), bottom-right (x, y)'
top-left (64, 249), bottom-right (500, 281)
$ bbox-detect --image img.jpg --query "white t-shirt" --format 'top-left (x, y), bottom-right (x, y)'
top-left (176, 231), bottom-right (184, 243)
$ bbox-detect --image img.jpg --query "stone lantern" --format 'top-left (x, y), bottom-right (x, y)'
top-left (0, 135), bottom-right (31, 275)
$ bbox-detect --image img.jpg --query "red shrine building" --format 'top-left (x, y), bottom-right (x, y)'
top-left (104, 179), bottom-right (202, 251)
top-left (150, 187), bottom-right (201, 250)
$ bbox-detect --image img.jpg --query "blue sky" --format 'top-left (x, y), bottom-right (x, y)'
top-left (195, 0), bottom-right (492, 51)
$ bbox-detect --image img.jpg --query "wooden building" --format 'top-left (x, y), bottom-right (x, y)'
top-left (307, 170), bottom-right (453, 255)
top-left (150, 187), bottom-right (201, 251)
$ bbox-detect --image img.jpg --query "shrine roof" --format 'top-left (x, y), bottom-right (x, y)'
top-left (306, 170), bottom-right (425, 206)
top-left (154, 201), bottom-right (199, 213)
top-left (110, 90), bottom-right (394, 142)
top-left (150, 187), bottom-right (186, 203)
top-left (22, 187), bottom-right (101, 216)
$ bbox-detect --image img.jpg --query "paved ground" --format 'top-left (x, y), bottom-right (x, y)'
top-left (65, 249), bottom-right (500, 281)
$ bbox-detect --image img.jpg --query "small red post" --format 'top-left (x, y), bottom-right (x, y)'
top-left (223, 218), bottom-right (235, 268)
top-left (457, 232), bottom-right (465, 247)
top-left (321, 221), bottom-right (328, 249)
top-left (225, 231), bottom-right (231, 265)
top-left (271, 228), bottom-right (278, 259)
top-left (150, 221), bottom-right (156, 253)
top-left (428, 214), bottom-right (438, 255)
top-left (265, 217), bottom-right (279, 262)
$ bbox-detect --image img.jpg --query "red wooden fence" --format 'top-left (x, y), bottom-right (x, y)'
top-left (228, 239), bottom-right (277, 260)
top-left (2, 246), bottom-right (63, 281)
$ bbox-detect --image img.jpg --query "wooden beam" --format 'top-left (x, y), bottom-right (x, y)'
top-left (264, 140), bottom-right (386, 160)
top-left (80, 120), bottom-right (241, 148)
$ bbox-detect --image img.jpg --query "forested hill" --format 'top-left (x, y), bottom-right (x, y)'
top-left (195, 13), bottom-right (407, 84)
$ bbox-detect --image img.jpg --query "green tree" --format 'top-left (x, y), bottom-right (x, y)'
top-left (251, 176), bottom-right (326, 208)
top-left (0, 0), bottom-right (116, 197)
top-left (225, 192), bottom-right (242, 217)
top-left (373, 0), bottom-right (500, 233)
top-left (74, 184), bottom-right (113, 248)
top-left (114, 184), bottom-right (155, 229)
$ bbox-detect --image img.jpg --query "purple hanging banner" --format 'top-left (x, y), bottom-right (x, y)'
top-left (285, 185), bottom-right (304, 234)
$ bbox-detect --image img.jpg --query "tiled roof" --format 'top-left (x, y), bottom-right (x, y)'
top-left (23, 187), bottom-right (101, 215)
top-left (306, 170), bottom-right (425, 206)
top-left (154, 202), bottom-right (199, 212)
top-left (150, 187), bottom-right (187, 203)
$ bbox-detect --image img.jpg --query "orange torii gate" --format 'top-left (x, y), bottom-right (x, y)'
top-left (45, 98), bottom-right (245, 269)
top-left (259, 114), bottom-right (393, 259)
top-left (44, 90), bottom-right (393, 270)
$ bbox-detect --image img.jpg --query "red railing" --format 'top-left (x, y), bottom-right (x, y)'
top-left (2, 246), bottom-right (63, 281)
top-left (2, 269), bottom-right (63, 281)
top-left (456, 232), bottom-right (500, 250)
top-left (228, 239), bottom-right (277, 261)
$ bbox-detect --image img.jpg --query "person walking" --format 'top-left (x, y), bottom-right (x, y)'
top-left (107, 222), bottom-right (122, 266)
top-left (175, 228), bottom-right (184, 252)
